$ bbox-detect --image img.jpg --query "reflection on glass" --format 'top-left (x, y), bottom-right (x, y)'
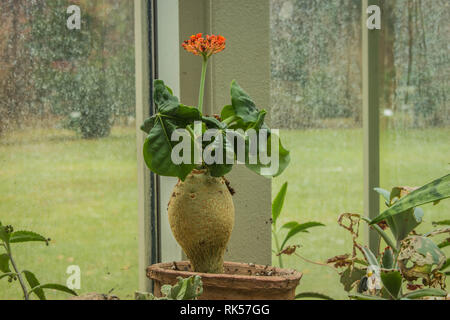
top-left (0, 0), bottom-right (136, 299)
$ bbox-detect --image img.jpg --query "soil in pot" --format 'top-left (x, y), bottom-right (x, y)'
top-left (147, 261), bottom-right (302, 300)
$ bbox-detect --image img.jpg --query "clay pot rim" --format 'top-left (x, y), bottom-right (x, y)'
top-left (147, 261), bottom-right (302, 290)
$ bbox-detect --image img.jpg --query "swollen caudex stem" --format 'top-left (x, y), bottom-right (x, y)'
top-left (167, 169), bottom-right (234, 273)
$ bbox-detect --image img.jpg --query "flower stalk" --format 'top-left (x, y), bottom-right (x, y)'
top-left (198, 56), bottom-right (209, 113)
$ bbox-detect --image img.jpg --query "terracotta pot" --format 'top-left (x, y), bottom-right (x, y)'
top-left (147, 261), bottom-right (302, 300)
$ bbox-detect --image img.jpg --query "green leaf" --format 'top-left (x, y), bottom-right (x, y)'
top-left (272, 182), bottom-right (288, 226)
top-left (143, 116), bottom-right (196, 181)
top-left (440, 258), bottom-right (450, 271)
top-left (438, 239), bottom-right (450, 249)
top-left (153, 80), bottom-right (180, 115)
top-left (433, 220), bottom-right (450, 226)
top-left (403, 288), bottom-right (447, 299)
top-left (140, 116), bottom-right (156, 134)
top-left (141, 80), bottom-right (201, 180)
top-left (0, 225), bottom-right (10, 245)
top-left (280, 222), bottom-right (324, 250)
top-left (295, 292), bottom-right (334, 300)
top-left (0, 272), bottom-right (16, 281)
top-left (380, 271), bottom-right (402, 299)
top-left (374, 187), bottom-right (391, 206)
top-left (160, 276), bottom-right (203, 300)
top-left (386, 207), bottom-right (423, 242)
top-left (245, 131), bottom-right (291, 178)
top-left (0, 254), bottom-right (11, 273)
top-left (9, 231), bottom-right (48, 244)
top-left (370, 174), bottom-right (450, 225)
top-left (349, 293), bottom-right (387, 300)
top-left (23, 270), bottom-right (46, 300)
top-left (29, 283), bottom-right (77, 297)
top-left (361, 246), bottom-right (379, 267)
top-left (381, 247), bottom-right (395, 269)
top-left (230, 80), bottom-right (260, 124)
top-left (282, 222), bottom-right (300, 229)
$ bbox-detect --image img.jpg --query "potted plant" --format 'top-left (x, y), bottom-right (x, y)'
top-left (141, 33), bottom-right (300, 299)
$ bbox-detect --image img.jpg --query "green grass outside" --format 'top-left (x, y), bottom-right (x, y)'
top-left (0, 126), bottom-right (448, 299)
top-left (0, 127), bottom-right (138, 300)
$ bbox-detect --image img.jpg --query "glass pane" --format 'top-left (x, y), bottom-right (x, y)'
top-left (0, 1), bottom-right (136, 299)
top-left (379, 0), bottom-right (449, 286)
top-left (271, 0), bottom-right (362, 299)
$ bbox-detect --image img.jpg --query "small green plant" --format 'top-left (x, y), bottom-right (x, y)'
top-left (325, 174), bottom-right (450, 300)
top-left (271, 182), bottom-right (333, 300)
top-left (271, 182), bottom-right (324, 268)
top-left (0, 222), bottom-right (77, 300)
top-left (135, 276), bottom-right (203, 300)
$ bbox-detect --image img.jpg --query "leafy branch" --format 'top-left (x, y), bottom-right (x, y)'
top-left (0, 222), bottom-right (77, 300)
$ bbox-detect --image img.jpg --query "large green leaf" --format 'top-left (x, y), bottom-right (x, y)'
top-left (380, 271), bottom-right (402, 299)
top-left (402, 288), bottom-right (447, 299)
top-left (272, 182), bottom-right (288, 226)
top-left (23, 270), bottom-right (46, 300)
top-left (280, 222), bottom-right (324, 250)
top-left (143, 116), bottom-right (196, 181)
top-left (9, 231), bottom-right (49, 244)
top-left (0, 254), bottom-right (11, 273)
top-left (141, 80), bottom-right (200, 181)
top-left (370, 174), bottom-right (450, 225)
top-left (245, 131), bottom-right (290, 178)
top-left (386, 207), bottom-right (423, 242)
top-left (230, 80), bottom-right (261, 124)
top-left (29, 283), bottom-right (77, 297)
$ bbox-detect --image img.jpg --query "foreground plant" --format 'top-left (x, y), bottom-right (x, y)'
top-left (0, 222), bottom-right (77, 300)
top-left (326, 174), bottom-right (450, 300)
top-left (141, 34), bottom-right (289, 274)
top-left (135, 276), bottom-right (203, 300)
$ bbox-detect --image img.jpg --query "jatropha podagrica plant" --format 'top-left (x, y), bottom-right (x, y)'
top-left (141, 34), bottom-right (290, 273)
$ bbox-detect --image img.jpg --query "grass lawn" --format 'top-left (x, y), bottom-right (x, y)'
top-left (0, 127), bottom-right (138, 300)
top-left (0, 126), bottom-right (448, 300)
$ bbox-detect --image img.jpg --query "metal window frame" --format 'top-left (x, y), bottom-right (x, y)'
top-left (362, 0), bottom-right (381, 253)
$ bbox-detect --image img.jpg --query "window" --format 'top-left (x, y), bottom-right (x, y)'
top-left (271, 0), bottom-right (449, 298)
top-left (0, 1), bottom-right (137, 299)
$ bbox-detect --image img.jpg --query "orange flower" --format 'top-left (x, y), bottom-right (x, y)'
top-left (182, 33), bottom-right (226, 58)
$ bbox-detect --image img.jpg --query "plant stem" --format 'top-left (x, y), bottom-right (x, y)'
top-left (222, 115), bottom-right (239, 126)
top-left (272, 229), bottom-right (284, 268)
top-left (197, 56), bottom-right (209, 114)
top-left (6, 245), bottom-right (29, 300)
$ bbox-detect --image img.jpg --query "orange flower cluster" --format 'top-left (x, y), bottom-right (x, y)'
top-left (182, 33), bottom-right (226, 58)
